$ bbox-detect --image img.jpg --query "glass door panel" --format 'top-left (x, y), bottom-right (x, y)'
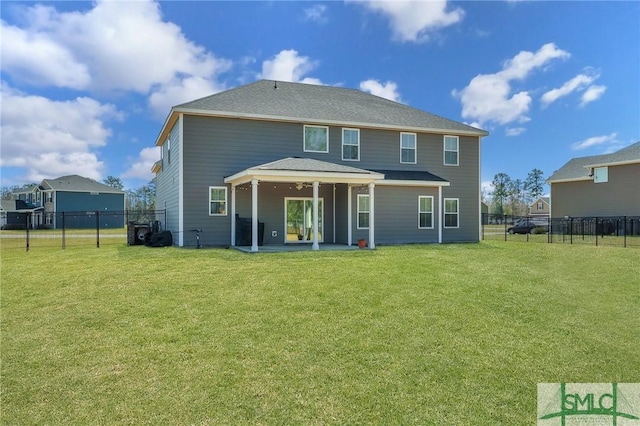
top-left (285, 198), bottom-right (323, 243)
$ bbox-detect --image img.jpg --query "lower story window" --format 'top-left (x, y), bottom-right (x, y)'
top-left (444, 198), bottom-right (459, 228)
top-left (418, 196), bottom-right (433, 229)
top-left (357, 194), bottom-right (370, 229)
top-left (209, 186), bottom-right (227, 216)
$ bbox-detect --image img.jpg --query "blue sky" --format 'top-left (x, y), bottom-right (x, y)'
top-left (1, 0), bottom-right (638, 194)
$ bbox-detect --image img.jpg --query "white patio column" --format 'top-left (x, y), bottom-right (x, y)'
top-left (251, 179), bottom-right (258, 252)
top-left (347, 185), bottom-right (353, 246)
top-left (368, 183), bottom-right (375, 249)
top-left (312, 181), bottom-right (320, 251)
top-left (438, 186), bottom-right (443, 244)
top-left (230, 183), bottom-right (236, 247)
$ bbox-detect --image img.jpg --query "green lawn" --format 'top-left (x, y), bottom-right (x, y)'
top-left (2, 242), bottom-right (638, 424)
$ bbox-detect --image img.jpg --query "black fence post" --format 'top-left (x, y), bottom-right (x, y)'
top-left (504, 215), bottom-right (507, 242)
top-left (96, 211), bottom-right (100, 248)
top-left (624, 216), bottom-right (627, 248)
top-left (25, 213), bottom-right (30, 252)
top-left (570, 217), bottom-right (573, 245)
top-left (62, 212), bottom-right (66, 249)
top-left (595, 217), bottom-right (599, 247)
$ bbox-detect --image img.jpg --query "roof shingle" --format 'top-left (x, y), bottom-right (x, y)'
top-left (176, 80), bottom-right (487, 136)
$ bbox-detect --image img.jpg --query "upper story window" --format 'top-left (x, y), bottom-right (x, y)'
top-left (444, 135), bottom-right (459, 166)
top-left (537, 202), bottom-right (544, 210)
top-left (342, 128), bottom-right (360, 161)
top-left (593, 166), bottom-right (608, 183)
top-left (209, 187), bottom-right (227, 216)
top-left (166, 138), bottom-right (171, 164)
top-left (400, 132), bottom-right (416, 164)
top-left (304, 125), bottom-right (329, 153)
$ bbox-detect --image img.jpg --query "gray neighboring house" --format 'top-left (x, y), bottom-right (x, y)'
top-left (152, 80), bottom-right (489, 250)
top-left (547, 142), bottom-right (640, 218)
top-left (13, 175), bottom-right (125, 229)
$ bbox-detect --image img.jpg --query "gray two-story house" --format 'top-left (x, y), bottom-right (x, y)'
top-left (152, 80), bottom-right (488, 250)
top-left (547, 142), bottom-right (640, 218)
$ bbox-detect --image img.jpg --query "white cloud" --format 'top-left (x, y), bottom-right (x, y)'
top-left (505, 127), bottom-right (526, 137)
top-left (0, 0), bottom-right (231, 114)
top-left (0, 21), bottom-right (91, 89)
top-left (304, 4), bottom-right (328, 24)
top-left (571, 133), bottom-right (618, 150)
top-left (122, 147), bottom-right (161, 182)
top-left (350, 0), bottom-right (464, 43)
top-left (453, 43), bottom-right (569, 127)
top-left (0, 83), bottom-right (117, 182)
top-left (259, 49), bottom-right (322, 84)
top-left (148, 76), bottom-right (225, 119)
top-left (580, 85), bottom-right (606, 107)
top-left (359, 79), bottom-right (402, 102)
top-left (541, 69), bottom-right (603, 107)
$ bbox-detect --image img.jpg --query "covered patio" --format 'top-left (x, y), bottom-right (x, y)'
top-left (224, 157), bottom-right (384, 252)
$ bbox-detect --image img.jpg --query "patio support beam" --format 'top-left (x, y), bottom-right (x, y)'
top-left (230, 183), bottom-right (236, 246)
top-left (347, 185), bottom-right (353, 246)
top-left (312, 181), bottom-right (320, 250)
top-left (369, 183), bottom-right (375, 249)
top-left (251, 179), bottom-right (258, 252)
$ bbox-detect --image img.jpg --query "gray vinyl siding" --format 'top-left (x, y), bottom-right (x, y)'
top-left (177, 115), bottom-right (481, 246)
top-left (550, 163), bottom-right (640, 218)
top-left (352, 186), bottom-right (440, 244)
top-left (155, 119), bottom-right (181, 242)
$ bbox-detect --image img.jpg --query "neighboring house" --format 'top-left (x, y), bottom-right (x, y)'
top-left (529, 197), bottom-right (550, 217)
top-left (0, 199), bottom-right (42, 229)
top-left (13, 175), bottom-right (125, 229)
top-left (153, 80), bottom-right (488, 250)
top-left (547, 142), bottom-right (640, 218)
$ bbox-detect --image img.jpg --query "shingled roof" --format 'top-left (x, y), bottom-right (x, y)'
top-left (547, 141), bottom-right (640, 182)
top-left (173, 80), bottom-right (487, 137)
top-left (41, 175), bottom-right (125, 194)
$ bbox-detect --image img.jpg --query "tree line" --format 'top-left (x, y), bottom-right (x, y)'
top-left (1, 176), bottom-right (156, 212)
top-left (484, 169), bottom-right (546, 216)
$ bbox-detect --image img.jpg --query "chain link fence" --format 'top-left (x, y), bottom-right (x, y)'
top-left (0, 210), bottom-right (166, 251)
top-left (482, 214), bottom-right (640, 248)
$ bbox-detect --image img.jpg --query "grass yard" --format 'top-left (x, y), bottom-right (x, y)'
top-left (2, 242), bottom-right (638, 424)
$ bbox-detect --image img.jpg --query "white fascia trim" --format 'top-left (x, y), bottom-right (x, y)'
top-left (546, 177), bottom-right (593, 184)
top-left (224, 170), bottom-right (384, 186)
top-left (154, 111), bottom-right (180, 147)
top-left (375, 180), bottom-right (450, 187)
top-left (173, 108), bottom-right (489, 137)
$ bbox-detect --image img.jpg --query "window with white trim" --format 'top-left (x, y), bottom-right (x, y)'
top-left (594, 166), bottom-right (608, 183)
top-left (444, 198), bottom-right (459, 228)
top-left (167, 138), bottom-right (171, 164)
top-left (304, 125), bottom-right (329, 153)
top-left (444, 135), bottom-right (459, 166)
top-left (357, 194), bottom-right (370, 229)
top-left (342, 128), bottom-right (360, 161)
top-left (209, 186), bottom-right (227, 216)
top-left (418, 196), bottom-right (434, 229)
top-left (400, 132), bottom-right (416, 164)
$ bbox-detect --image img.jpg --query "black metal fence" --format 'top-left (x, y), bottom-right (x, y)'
top-left (0, 210), bottom-right (166, 251)
top-left (482, 214), bottom-right (640, 248)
